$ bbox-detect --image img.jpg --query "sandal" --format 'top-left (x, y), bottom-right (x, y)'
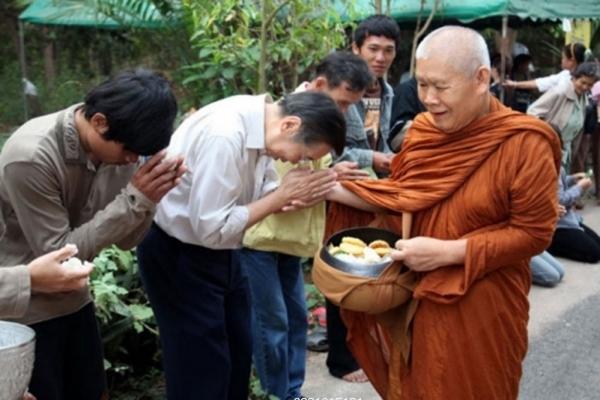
top-left (306, 326), bottom-right (328, 352)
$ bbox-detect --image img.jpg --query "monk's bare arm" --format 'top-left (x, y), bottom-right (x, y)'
top-left (326, 182), bottom-right (384, 213)
top-left (391, 237), bottom-right (467, 271)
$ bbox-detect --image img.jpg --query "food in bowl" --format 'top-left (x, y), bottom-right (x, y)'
top-left (328, 236), bottom-right (393, 265)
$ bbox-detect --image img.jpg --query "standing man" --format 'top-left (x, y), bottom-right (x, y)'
top-left (336, 14), bottom-right (399, 176)
top-left (327, 14), bottom-right (401, 384)
top-left (240, 51), bottom-right (372, 400)
top-left (0, 68), bottom-right (184, 400)
top-left (137, 91), bottom-right (347, 400)
top-left (326, 26), bottom-right (561, 399)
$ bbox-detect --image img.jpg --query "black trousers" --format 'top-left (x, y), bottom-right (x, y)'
top-left (137, 223), bottom-right (252, 400)
top-left (325, 299), bottom-right (360, 378)
top-left (28, 302), bottom-right (106, 400)
top-left (548, 223), bottom-right (600, 263)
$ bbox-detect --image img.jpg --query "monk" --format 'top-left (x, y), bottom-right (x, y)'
top-left (324, 26), bottom-right (562, 399)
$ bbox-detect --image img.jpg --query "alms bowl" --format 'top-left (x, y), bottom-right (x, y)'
top-left (320, 227), bottom-right (400, 278)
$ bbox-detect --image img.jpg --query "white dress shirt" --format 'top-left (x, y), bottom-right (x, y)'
top-left (154, 94), bottom-right (279, 249)
top-left (536, 69), bottom-right (571, 93)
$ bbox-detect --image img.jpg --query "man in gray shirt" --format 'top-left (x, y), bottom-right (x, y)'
top-left (0, 69), bottom-right (185, 400)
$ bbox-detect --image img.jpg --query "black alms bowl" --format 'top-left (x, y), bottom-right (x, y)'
top-left (320, 227), bottom-right (400, 278)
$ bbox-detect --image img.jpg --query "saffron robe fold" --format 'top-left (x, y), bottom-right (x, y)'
top-left (327, 97), bottom-right (561, 399)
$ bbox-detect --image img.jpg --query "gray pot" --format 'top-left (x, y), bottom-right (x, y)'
top-left (0, 321), bottom-right (35, 400)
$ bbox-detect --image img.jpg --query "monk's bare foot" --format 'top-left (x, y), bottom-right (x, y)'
top-left (341, 368), bottom-right (369, 383)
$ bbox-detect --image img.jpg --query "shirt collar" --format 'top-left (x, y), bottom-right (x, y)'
top-left (58, 103), bottom-right (95, 170)
top-left (244, 93), bottom-right (272, 150)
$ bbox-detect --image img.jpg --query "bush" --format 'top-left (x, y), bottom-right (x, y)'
top-left (90, 246), bottom-right (163, 398)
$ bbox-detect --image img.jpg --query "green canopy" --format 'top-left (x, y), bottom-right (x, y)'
top-left (344, 0), bottom-right (600, 23)
top-left (19, 0), bottom-right (173, 29)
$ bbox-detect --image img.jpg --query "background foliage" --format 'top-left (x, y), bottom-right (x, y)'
top-left (0, 0), bottom-right (597, 397)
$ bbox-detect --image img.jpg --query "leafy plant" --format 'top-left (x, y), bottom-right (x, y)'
top-left (181, 0), bottom-right (351, 105)
top-left (90, 244), bottom-right (161, 395)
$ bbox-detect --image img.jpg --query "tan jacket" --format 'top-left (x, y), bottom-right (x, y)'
top-left (0, 265), bottom-right (30, 319)
top-left (0, 105), bottom-right (155, 324)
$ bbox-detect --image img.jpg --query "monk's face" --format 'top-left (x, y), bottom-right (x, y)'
top-left (415, 57), bottom-right (491, 133)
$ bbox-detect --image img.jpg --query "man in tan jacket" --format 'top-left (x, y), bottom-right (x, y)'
top-left (0, 68), bottom-right (185, 400)
top-left (0, 245), bottom-right (91, 319)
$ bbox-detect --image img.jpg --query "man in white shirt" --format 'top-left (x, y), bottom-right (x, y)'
top-left (137, 91), bottom-right (346, 400)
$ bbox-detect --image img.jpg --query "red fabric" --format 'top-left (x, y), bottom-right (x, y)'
top-left (328, 97), bottom-right (561, 399)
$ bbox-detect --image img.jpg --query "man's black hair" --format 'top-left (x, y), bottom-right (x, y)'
top-left (572, 61), bottom-right (599, 79)
top-left (83, 68), bottom-right (177, 156)
top-left (279, 91), bottom-right (346, 156)
top-left (353, 14), bottom-right (400, 50)
top-left (315, 51), bottom-right (373, 92)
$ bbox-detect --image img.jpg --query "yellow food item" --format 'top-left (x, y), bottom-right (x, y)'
top-left (339, 242), bottom-right (366, 256)
top-left (328, 236), bottom-right (393, 265)
top-left (373, 247), bottom-right (392, 257)
top-left (368, 240), bottom-right (391, 249)
top-left (341, 236), bottom-right (367, 247)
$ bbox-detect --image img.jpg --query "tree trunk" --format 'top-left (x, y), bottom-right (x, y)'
top-left (409, 0), bottom-right (439, 77)
top-left (374, 0), bottom-right (382, 14)
top-left (258, 0), bottom-right (270, 93)
top-left (43, 27), bottom-right (56, 88)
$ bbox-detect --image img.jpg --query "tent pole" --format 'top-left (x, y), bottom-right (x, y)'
top-left (18, 21), bottom-right (28, 121)
top-left (499, 15), bottom-right (508, 103)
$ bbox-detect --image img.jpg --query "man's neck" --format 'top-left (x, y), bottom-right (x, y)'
top-left (74, 109), bottom-right (100, 165)
top-left (263, 103), bottom-right (279, 149)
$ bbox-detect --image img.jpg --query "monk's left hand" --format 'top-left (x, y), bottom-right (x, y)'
top-left (391, 237), bottom-right (466, 271)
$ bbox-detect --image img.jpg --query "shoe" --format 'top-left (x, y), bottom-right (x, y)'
top-left (306, 326), bottom-right (328, 352)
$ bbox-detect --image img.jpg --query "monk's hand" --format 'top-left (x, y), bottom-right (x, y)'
top-left (332, 161), bottom-right (370, 181)
top-left (391, 237), bottom-right (467, 271)
top-left (372, 152), bottom-right (394, 174)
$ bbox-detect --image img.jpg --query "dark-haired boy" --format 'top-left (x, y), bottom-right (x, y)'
top-left (0, 68), bottom-right (184, 399)
top-left (137, 91), bottom-right (346, 400)
top-left (337, 14), bottom-right (400, 177)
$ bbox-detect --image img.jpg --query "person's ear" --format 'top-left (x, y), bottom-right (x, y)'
top-left (90, 113), bottom-right (109, 135)
top-left (475, 66), bottom-right (491, 93)
top-left (314, 76), bottom-right (329, 90)
top-left (281, 116), bottom-right (302, 137)
top-left (351, 42), bottom-right (360, 55)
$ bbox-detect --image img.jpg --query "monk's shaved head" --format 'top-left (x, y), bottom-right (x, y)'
top-left (416, 26), bottom-right (490, 77)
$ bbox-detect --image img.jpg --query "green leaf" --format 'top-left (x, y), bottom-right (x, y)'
top-left (129, 304), bottom-right (154, 321)
top-left (221, 68), bottom-right (236, 79)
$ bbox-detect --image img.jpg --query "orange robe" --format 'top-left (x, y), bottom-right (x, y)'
top-left (329, 98), bottom-right (561, 399)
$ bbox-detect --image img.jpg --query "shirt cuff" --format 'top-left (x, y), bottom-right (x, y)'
top-left (8, 265), bottom-right (31, 318)
top-left (125, 183), bottom-right (156, 213)
top-left (222, 205), bottom-right (250, 247)
top-left (261, 181), bottom-right (279, 196)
